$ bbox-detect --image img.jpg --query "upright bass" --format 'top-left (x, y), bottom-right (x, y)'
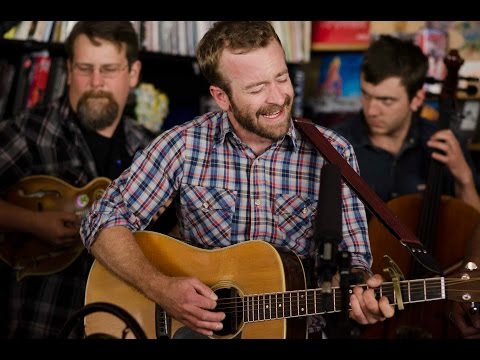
top-left (366, 50), bottom-right (480, 339)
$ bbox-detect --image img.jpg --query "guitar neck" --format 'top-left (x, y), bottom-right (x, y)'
top-left (241, 277), bottom-right (445, 322)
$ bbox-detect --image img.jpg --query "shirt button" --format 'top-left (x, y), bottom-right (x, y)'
top-left (302, 207), bottom-right (308, 215)
top-left (202, 202), bottom-right (209, 212)
top-left (254, 200), bottom-right (261, 207)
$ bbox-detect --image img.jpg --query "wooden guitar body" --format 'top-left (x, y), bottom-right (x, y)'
top-left (364, 194), bottom-right (480, 339)
top-left (84, 231), bottom-right (480, 339)
top-left (85, 231), bottom-right (308, 339)
top-left (0, 175), bottom-right (110, 280)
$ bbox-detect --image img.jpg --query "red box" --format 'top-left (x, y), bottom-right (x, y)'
top-left (311, 21), bottom-right (371, 51)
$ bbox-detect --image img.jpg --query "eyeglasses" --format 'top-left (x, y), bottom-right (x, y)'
top-left (72, 63), bottom-right (129, 79)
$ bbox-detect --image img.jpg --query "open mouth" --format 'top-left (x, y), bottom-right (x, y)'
top-left (262, 108), bottom-right (284, 120)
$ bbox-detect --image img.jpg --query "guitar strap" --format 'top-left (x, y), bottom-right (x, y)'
top-left (293, 117), bottom-right (443, 276)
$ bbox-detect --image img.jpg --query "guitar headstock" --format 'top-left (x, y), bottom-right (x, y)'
top-left (446, 264), bottom-right (480, 303)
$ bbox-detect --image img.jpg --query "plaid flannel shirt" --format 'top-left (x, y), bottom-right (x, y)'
top-left (0, 97), bottom-right (153, 338)
top-left (81, 111), bottom-right (371, 334)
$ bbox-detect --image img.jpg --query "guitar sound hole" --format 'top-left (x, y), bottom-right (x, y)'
top-left (214, 287), bottom-right (242, 337)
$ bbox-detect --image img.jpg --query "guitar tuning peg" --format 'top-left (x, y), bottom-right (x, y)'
top-left (458, 84), bottom-right (478, 96)
top-left (459, 76), bottom-right (480, 82)
top-left (465, 261), bottom-right (478, 271)
top-left (460, 261), bottom-right (478, 282)
top-left (469, 302), bottom-right (479, 315)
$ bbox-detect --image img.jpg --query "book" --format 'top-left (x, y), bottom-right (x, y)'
top-left (291, 65), bottom-right (305, 117)
top-left (0, 61), bottom-right (16, 120)
top-left (44, 56), bottom-right (67, 104)
top-left (26, 51), bottom-right (51, 109)
top-left (11, 53), bottom-right (34, 116)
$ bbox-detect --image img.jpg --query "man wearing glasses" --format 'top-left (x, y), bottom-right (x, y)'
top-left (0, 21), bottom-right (157, 338)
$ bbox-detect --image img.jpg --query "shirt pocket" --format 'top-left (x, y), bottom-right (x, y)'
top-left (274, 193), bottom-right (316, 249)
top-left (179, 185), bottom-right (237, 247)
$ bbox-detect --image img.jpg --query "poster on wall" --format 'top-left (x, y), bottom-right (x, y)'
top-left (415, 25), bottom-right (449, 95)
top-left (311, 21), bottom-right (371, 51)
top-left (305, 52), bottom-right (363, 115)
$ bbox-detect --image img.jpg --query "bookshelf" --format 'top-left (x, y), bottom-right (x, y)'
top-left (0, 21), bottom-right (312, 129)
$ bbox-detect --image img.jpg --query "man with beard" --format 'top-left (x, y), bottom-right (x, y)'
top-left (0, 21), bottom-right (158, 338)
top-left (80, 21), bottom-right (394, 340)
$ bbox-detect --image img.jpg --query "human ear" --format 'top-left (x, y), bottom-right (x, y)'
top-left (209, 85), bottom-right (230, 111)
top-left (411, 88), bottom-right (426, 112)
top-left (129, 60), bottom-right (142, 88)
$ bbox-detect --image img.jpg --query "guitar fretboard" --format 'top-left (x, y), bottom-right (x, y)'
top-left (242, 277), bottom-right (445, 322)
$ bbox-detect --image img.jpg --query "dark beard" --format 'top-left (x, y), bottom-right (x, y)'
top-left (76, 90), bottom-right (119, 131)
top-left (231, 95), bottom-right (292, 141)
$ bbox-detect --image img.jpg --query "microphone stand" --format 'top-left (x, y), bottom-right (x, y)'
top-left (313, 163), bottom-right (359, 338)
top-left (315, 244), bottom-right (360, 338)
top-left (337, 251), bottom-right (361, 339)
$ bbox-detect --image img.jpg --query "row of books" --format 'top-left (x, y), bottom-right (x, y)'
top-left (141, 21), bottom-right (311, 63)
top-left (4, 21), bottom-right (312, 64)
top-left (5, 21), bottom-right (78, 44)
top-left (272, 21), bottom-right (311, 64)
top-left (0, 51), bottom-right (67, 120)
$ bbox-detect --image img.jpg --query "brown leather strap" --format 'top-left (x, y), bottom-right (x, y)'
top-left (294, 117), bottom-right (442, 275)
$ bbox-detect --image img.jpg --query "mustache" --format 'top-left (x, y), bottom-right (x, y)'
top-left (258, 95), bottom-right (292, 116)
top-left (79, 90), bottom-right (115, 101)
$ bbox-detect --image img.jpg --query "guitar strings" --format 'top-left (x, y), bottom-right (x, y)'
top-left (205, 276), bottom-right (480, 320)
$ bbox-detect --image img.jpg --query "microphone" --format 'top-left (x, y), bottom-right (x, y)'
top-left (313, 163), bottom-right (342, 294)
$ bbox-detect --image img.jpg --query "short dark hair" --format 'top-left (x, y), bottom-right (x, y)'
top-left (196, 21), bottom-right (283, 96)
top-left (65, 21), bottom-right (139, 67)
top-left (362, 35), bottom-right (428, 100)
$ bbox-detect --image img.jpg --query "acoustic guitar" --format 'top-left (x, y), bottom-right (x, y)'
top-left (0, 175), bottom-right (110, 280)
top-left (84, 231), bottom-right (480, 339)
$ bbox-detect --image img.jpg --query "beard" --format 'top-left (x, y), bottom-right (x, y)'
top-left (230, 95), bottom-right (292, 141)
top-left (76, 90), bottom-right (119, 131)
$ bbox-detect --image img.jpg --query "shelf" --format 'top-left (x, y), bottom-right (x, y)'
top-left (0, 38), bottom-right (65, 55)
top-left (468, 143), bottom-right (480, 151)
top-left (311, 44), bottom-right (369, 52)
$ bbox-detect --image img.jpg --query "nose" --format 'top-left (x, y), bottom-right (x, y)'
top-left (363, 97), bottom-right (381, 116)
top-left (267, 84), bottom-right (285, 105)
top-left (90, 69), bottom-right (106, 88)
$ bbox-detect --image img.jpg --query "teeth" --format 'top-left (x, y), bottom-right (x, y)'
top-left (264, 110), bottom-right (280, 118)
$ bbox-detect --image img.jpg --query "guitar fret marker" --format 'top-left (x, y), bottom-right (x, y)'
top-left (407, 283), bottom-right (412, 302)
top-left (423, 279), bottom-right (426, 301)
top-left (333, 288), bottom-right (337, 311)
